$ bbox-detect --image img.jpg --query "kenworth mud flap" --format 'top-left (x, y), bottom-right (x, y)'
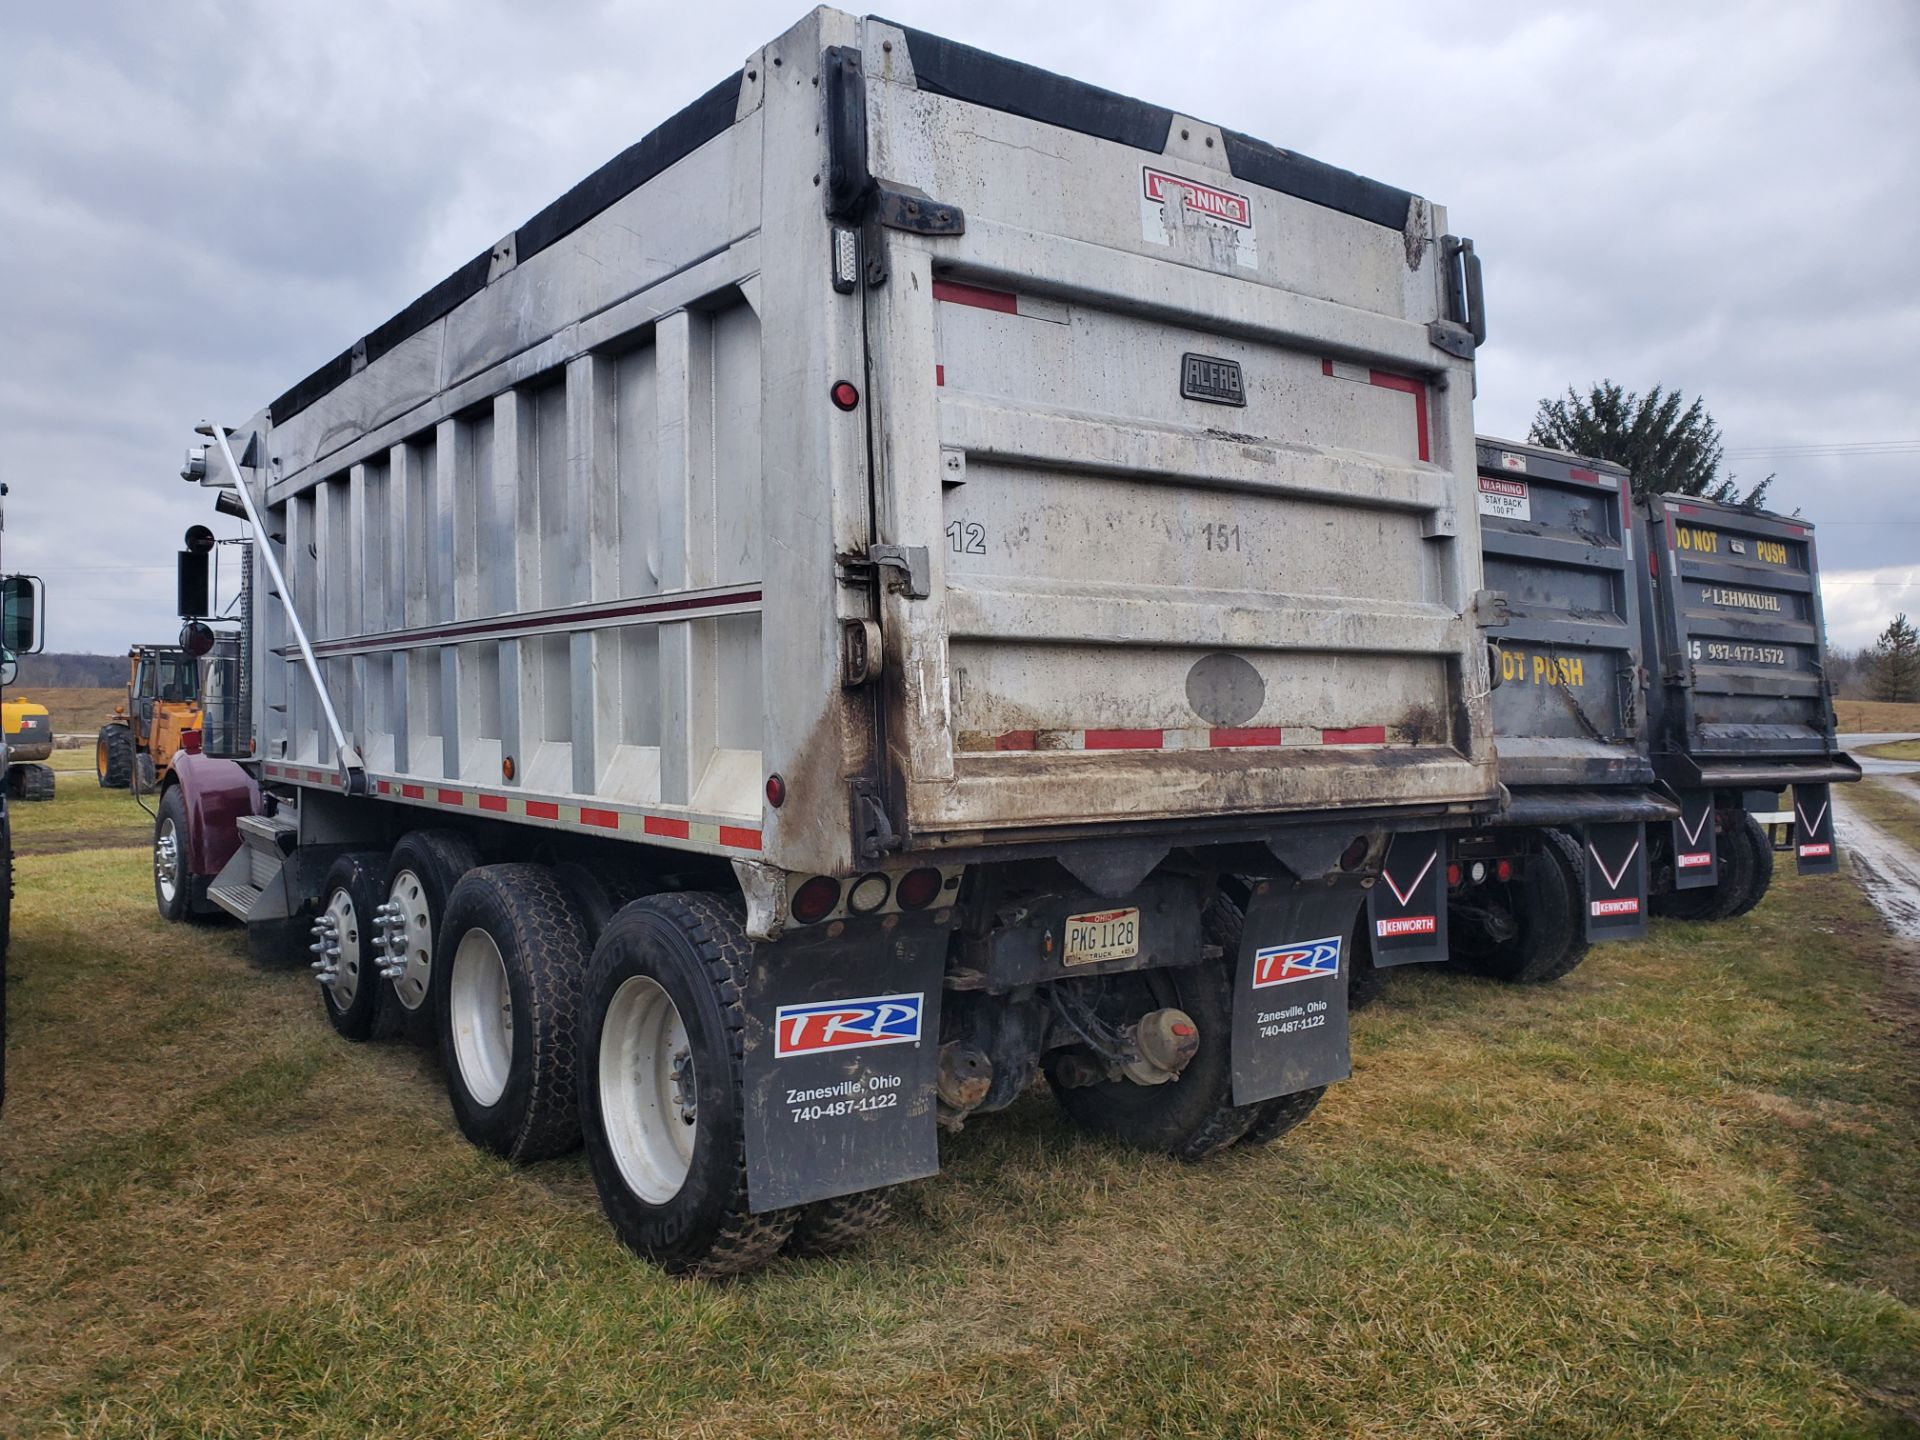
top-left (1670, 792), bottom-right (1719, 890)
top-left (1794, 784), bottom-right (1838, 876)
top-left (1365, 831), bottom-right (1450, 967)
top-left (740, 918), bottom-right (948, 1212)
top-left (1231, 880), bottom-right (1366, 1105)
top-left (1584, 821), bottom-right (1648, 942)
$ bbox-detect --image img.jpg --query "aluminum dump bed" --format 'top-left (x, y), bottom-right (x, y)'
top-left (1475, 437), bottom-right (1650, 793)
top-left (227, 8), bottom-right (1497, 878)
top-left (1637, 494), bottom-right (1859, 791)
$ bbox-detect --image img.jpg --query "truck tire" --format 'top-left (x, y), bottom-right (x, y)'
top-left (316, 852), bottom-right (391, 1042)
top-left (1654, 817), bottom-right (1756, 924)
top-left (96, 724), bottom-right (132, 789)
top-left (579, 892), bottom-right (798, 1276)
top-left (783, 1189), bottom-right (895, 1258)
top-left (1236, 1085), bottom-right (1327, 1148)
top-left (153, 785), bottom-right (207, 923)
top-left (1457, 829), bottom-right (1590, 984)
top-left (438, 864), bottom-right (589, 1164)
top-left (552, 857), bottom-right (659, 946)
top-left (132, 751), bottom-right (157, 797)
top-left (383, 829), bottom-right (480, 1046)
top-left (1045, 895), bottom-right (1262, 1162)
top-left (1346, 907), bottom-right (1387, 1011)
top-left (1721, 813), bottom-right (1775, 920)
top-left (10, 764), bottom-right (54, 802)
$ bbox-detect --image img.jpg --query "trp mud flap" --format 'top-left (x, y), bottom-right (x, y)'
top-left (739, 919), bottom-right (947, 1213)
top-left (1794, 783), bottom-right (1838, 875)
top-left (1230, 880), bottom-right (1364, 1106)
top-left (1583, 821), bottom-right (1648, 942)
top-left (1365, 831), bottom-right (1449, 967)
top-left (1670, 791), bottom-right (1718, 889)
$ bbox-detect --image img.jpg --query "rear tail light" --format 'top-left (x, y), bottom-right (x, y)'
top-left (1495, 858), bottom-right (1514, 882)
top-left (847, 873), bottom-right (890, 915)
top-left (1338, 836), bottom-right (1369, 872)
top-left (1445, 862), bottom-right (1462, 887)
top-left (791, 876), bottom-right (841, 925)
top-left (896, 868), bottom-right (943, 910)
top-left (830, 380), bottom-right (860, 411)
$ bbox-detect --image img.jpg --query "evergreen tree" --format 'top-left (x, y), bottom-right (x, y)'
top-left (1530, 382), bottom-right (1771, 505)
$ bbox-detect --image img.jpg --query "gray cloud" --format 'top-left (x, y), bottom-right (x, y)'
top-left (3, 0), bottom-right (1915, 652)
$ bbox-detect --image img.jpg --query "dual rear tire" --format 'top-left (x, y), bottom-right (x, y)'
top-left (1653, 812), bottom-right (1769, 922)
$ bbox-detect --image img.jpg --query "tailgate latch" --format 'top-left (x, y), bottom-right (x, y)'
top-left (866, 544), bottom-right (931, 599)
top-left (1471, 589), bottom-right (1510, 629)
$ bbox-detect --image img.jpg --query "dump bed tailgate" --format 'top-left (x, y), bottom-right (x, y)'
top-left (1640, 495), bottom-right (1846, 765)
top-left (858, 42), bottom-right (1497, 842)
top-left (1475, 437), bottom-right (1650, 789)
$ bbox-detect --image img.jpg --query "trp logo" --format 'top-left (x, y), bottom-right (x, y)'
top-left (774, 993), bottom-right (923, 1059)
top-left (1251, 935), bottom-right (1342, 989)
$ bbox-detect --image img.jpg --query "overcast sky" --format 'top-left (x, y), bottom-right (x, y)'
top-left (3, 0), bottom-right (1915, 654)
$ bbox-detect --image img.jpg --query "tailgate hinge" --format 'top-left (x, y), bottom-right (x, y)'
top-left (850, 778), bottom-right (902, 861)
top-left (1472, 589), bottom-right (1510, 629)
top-left (840, 544), bottom-right (930, 600)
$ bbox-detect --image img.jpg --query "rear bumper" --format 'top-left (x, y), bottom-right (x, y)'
top-left (1500, 786), bottom-right (1678, 827)
top-left (1661, 752), bottom-right (1862, 789)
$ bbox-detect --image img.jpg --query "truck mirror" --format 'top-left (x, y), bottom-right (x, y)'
top-left (0, 650), bottom-right (15, 687)
top-left (178, 549), bottom-right (211, 619)
top-left (1, 574), bottom-right (44, 655)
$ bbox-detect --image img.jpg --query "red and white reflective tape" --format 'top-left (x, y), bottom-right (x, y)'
top-left (1320, 358), bottom-right (1430, 463)
top-left (989, 725), bottom-right (1390, 752)
top-left (260, 762), bottom-right (762, 854)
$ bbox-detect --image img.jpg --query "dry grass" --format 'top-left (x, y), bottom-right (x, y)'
top-left (1834, 699), bottom-right (1920, 734)
top-left (1860, 739), bottom-right (1920, 761)
top-left (10, 686), bottom-right (126, 736)
top-left (1, 794), bottom-right (1917, 1437)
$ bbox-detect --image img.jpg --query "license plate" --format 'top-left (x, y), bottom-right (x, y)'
top-left (1063, 908), bottom-right (1140, 966)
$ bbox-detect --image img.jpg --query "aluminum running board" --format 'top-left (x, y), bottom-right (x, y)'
top-left (201, 420), bottom-right (367, 795)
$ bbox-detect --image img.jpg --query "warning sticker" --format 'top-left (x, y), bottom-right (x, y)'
top-left (1141, 166), bottom-right (1258, 270)
top-left (1477, 476), bottom-right (1531, 521)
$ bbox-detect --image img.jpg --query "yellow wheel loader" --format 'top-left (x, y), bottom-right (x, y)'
top-left (97, 645), bottom-right (201, 796)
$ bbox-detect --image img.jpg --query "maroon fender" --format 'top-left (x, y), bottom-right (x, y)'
top-left (167, 750), bottom-right (262, 877)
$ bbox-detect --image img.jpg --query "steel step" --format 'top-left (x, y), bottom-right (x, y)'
top-left (207, 878), bottom-right (264, 921)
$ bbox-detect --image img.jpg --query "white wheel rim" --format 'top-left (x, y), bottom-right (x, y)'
top-left (450, 928), bottom-right (513, 1107)
top-left (388, 869), bottom-right (434, 1010)
top-left (154, 818), bottom-right (180, 905)
top-left (322, 886), bottom-right (362, 1008)
top-left (599, 975), bottom-right (696, 1204)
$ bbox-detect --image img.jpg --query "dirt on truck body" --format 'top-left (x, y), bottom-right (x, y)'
top-left (162, 9), bottom-right (1499, 1273)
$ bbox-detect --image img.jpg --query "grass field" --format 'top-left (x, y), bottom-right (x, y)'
top-left (8, 686), bottom-right (124, 737)
top-left (1834, 699), bottom-right (1920, 734)
top-left (2, 776), bottom-right (1918, 1437)
top-left (1861, 739), bottom-right (1920, 761)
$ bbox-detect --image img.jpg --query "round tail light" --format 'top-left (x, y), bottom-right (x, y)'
top-left (790, 876), bottom-right (841, 925)
top-left (1445, 862), bottom-right (1463, 888)
top-left (830, 380), bottom-right (861, 411)
top-left (847, 873), bottom-right (891, 914)
top-left (895, 868), bottom-right (943, 910)
top-left (1495, 858), bottom-right (1514, 882)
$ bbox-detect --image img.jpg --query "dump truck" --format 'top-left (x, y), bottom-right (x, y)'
top-left (1349, 437), bottom-right (1675, 1004)
top-left (1636, 495), bottom-right (1858, 917)
top-left (160, 9), bottom-right (1499, 1274)
top-left (1, 487), bottom-right (48, 1112)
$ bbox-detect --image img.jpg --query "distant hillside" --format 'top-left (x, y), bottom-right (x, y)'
top-left (14, 652), bottom-right (124, 687)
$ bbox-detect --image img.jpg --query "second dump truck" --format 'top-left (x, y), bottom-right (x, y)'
top-left (161, 9), bottom-right (1499, 1273)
